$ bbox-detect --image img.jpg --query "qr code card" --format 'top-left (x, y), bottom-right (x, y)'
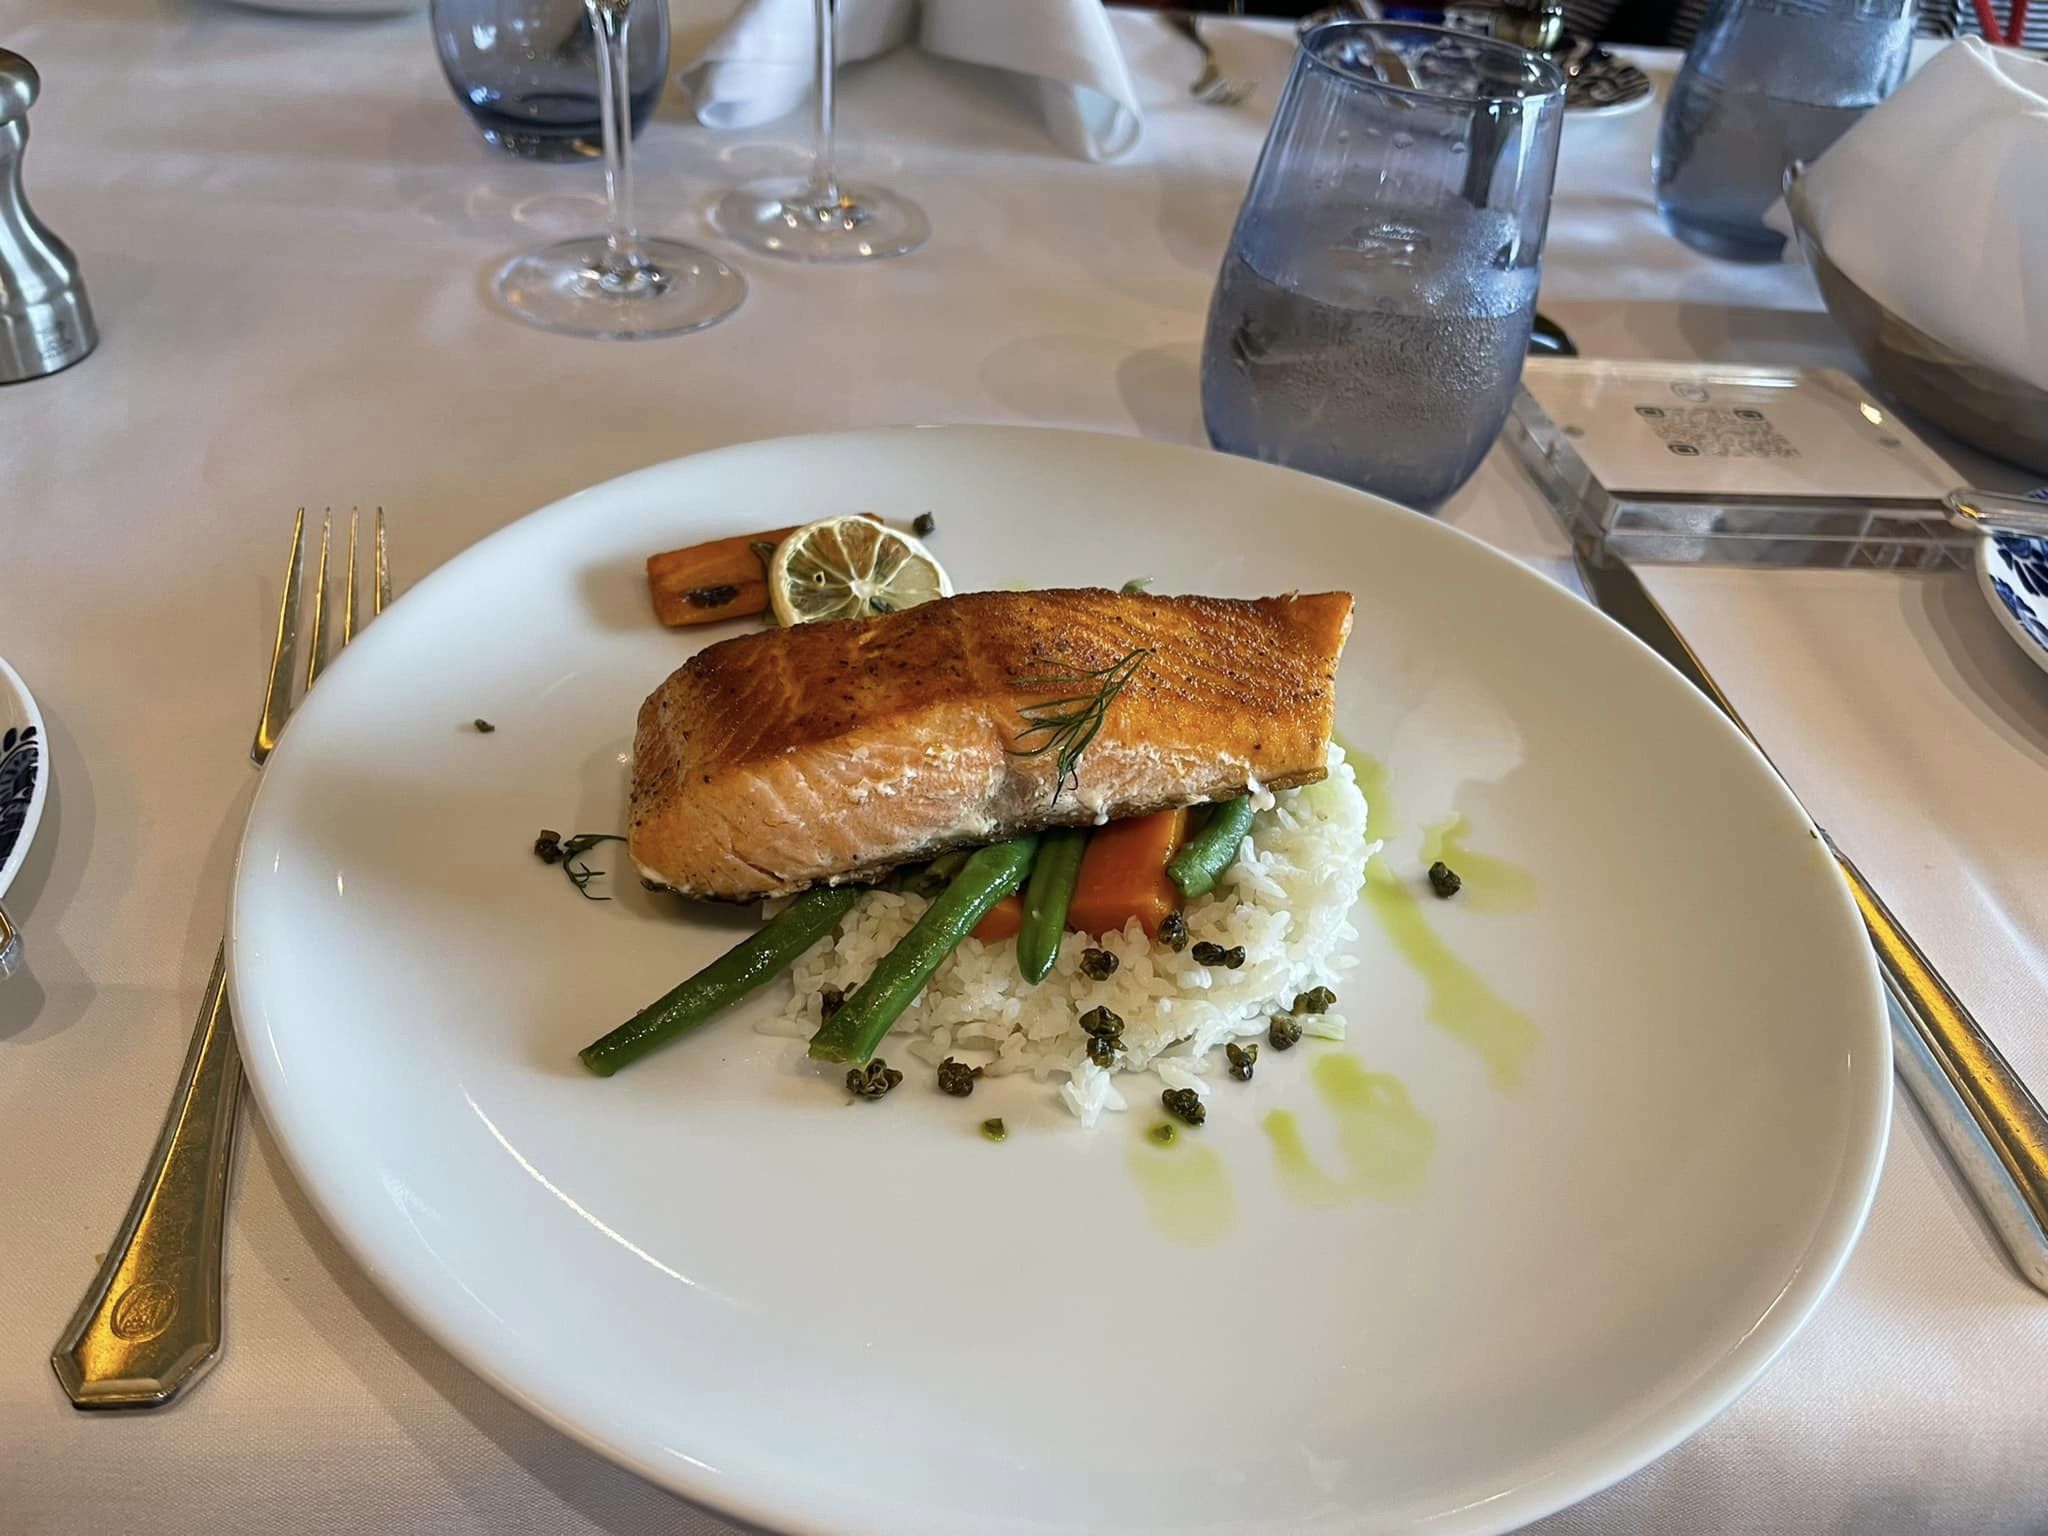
top-left (1520, 362), bottom-right (1958, 502)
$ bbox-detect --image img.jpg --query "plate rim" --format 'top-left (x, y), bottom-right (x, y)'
top-left (228, 424), bottom-right (1892, 1536)
top-left (1564, 85), bottom-right (1654, 121)
top-left (1976, 532), bottom-right (2048, 678)
top-left (0, 653), bottom-right (49, 900)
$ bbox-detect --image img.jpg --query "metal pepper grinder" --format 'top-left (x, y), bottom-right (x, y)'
top-left (0, 48), bottom-right (96, 384)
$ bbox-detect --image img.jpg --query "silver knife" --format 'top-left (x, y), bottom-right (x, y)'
top-left (1571, 537), bottom-right (2048, 1294)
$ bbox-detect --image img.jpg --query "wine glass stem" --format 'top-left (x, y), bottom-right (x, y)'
top-left (590, 0), bottom-right (645, 279)
top-left (807, 0), bottom-right (842, 207)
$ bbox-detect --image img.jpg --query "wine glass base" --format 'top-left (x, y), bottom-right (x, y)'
top-left (492, 236), bottom-right (746, 340)
top-left (712, 178), bottom-right (929, 264)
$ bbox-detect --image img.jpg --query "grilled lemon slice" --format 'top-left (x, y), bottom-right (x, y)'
top-left (767, 515), bottom-right (951, 626)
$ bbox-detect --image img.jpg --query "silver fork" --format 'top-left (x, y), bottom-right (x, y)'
top-left (1166, 11), bottom-right (1255, 108)
top-left (52, 508), bottom-right (389, 1409)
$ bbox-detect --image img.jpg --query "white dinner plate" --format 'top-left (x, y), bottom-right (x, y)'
top-left (231, 427), bottom-right (1889, 1535)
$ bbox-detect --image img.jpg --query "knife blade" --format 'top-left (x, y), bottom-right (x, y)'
top-left (1571, 537), bottom-right (2048, 1293)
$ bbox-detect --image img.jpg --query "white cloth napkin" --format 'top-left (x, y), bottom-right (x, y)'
top-left (1793, 39), bottom-right (2048, 393)
top-left (678, 0), bottom-right (1143, 162)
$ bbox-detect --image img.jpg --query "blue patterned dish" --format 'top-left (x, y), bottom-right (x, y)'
top-left (1976, 494), bottom-right (2048, 679)
top-left (0, 655), bottom-right (47, 899)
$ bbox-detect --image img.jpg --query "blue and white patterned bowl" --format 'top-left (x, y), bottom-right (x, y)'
top-left (1976, 494), bottom-right (2048, 680)
top-left (0, 655), bottom-right (47, 900)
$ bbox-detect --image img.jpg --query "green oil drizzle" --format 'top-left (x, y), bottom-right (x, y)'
top-left (1310, 1053), bottom-right (1435, 1197)
top-left (1418, 814), bottom-right (1538, 915)
top-left (1126, 1133), bottom-right (1234, 1245)
top-left (1335, 738), bottom-right (1392, 837)
top-left (1263, 1109), bottom-right (1347, 1206)
top-left (1363, 856), bottom-right (1537, 1090)
top-left (1264, 1053), bottom-right (1436, 1206)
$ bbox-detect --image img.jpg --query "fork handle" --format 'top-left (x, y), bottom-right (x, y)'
top-left (1835, 843), bottom-right (2048, 1291)
top-left (51, 946), bottom-right (242, 1407)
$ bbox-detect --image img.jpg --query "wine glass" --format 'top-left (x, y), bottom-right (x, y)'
top-left (712, 0), bottom-right (928, 264)
top-left (493, 0), bottom-right (745, 338)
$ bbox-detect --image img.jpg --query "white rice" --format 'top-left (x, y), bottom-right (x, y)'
top-left (769, 743), bottom-right (1373, 1125)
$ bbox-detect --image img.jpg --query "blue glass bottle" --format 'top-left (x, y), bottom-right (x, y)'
top-left (1654, 0), bottom-right (1913, 262)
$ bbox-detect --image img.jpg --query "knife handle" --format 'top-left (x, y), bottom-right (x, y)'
top-left (1834, 841), bottom-right (2048, 1291)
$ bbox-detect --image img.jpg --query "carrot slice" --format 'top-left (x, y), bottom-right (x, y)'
top-left (1065, 807), bottom-right (1189, 940)
top-left (972, 894), bottom-right (1023, 943)
top-left (646, 515), bottom-right (883, 627)
top-left (973, 807), bottom-right (1189, 944)
top-left (645, 527), bottom-right (798, 627)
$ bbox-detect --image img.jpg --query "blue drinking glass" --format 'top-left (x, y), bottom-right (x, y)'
top-left (1200, 23), bottom-right (1565, 512)
top-left (433, 0), bottom-right (667, 159)
top-left (1654, 0), bottom-right (1913, 262)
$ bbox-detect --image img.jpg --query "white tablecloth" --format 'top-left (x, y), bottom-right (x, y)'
top-left (3, 5), bottom-right (2045, 1531)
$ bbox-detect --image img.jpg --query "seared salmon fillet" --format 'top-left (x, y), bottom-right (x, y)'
top-left (629, 588), bottom-right (1354, 901)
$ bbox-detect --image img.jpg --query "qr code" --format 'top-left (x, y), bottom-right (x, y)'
top-left (1631, 404), bottom-right (1800, 460)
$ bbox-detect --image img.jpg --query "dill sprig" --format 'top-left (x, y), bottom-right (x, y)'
top-left (533, 829), bottom-right (628, 901)
top-left (1007, 646), bottom-right (1152, 796)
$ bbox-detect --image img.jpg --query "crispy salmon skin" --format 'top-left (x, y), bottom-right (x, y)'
top-left (629, 587), bottom-right (1354, 900)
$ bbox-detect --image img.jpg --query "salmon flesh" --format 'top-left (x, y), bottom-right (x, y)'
top-left (629, 588), bottom-right (1354, 901)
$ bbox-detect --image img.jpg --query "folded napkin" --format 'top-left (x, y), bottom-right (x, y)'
top-left (1793, 39), bottom-right (2048, 393)
top-left (678, 0), bottom-right (1143, 162)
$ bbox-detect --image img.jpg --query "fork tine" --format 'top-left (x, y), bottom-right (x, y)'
top-left (305, 513), bottom-right (332, 690)
top-left (251, 510), bottom-right (306, 766)
top-left (342, 510), bottom-right (360, 648)
top-left (374, 508), bottom-right (390, 616)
